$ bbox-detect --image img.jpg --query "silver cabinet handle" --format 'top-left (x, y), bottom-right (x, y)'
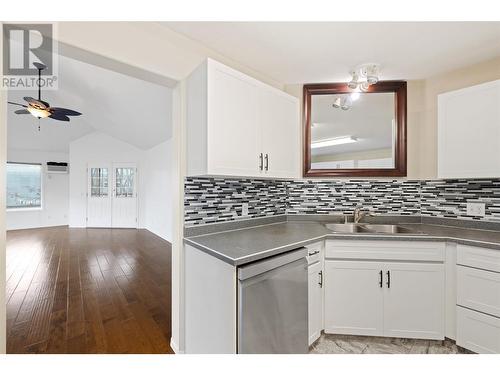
top-left (264, 153), bottom-right (269, 171)
top-left (308, 250), bottom-right (320, 256)
top-left (259, 153), bottom-right (263, 171)
top-left (318, 270), bottom-right (323, 288)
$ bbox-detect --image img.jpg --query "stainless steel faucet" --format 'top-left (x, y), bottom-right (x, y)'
top-left (353, 207), bottom-right (371, 223)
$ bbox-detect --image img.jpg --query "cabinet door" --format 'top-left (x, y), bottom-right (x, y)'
top-left (324, 261), bottom-right (384, 336)
top-left (438, 79), bottom-right (500, 178)
top-left (457, 265), bottom-right (500, 318)
top-left (383, 263), bottom-right (445, 340)
top-left (207, 64), bottom-right (261, 177)
top-left (308, 261), bottom-right (323, 345)
top-left (259, 87), bottom-right (300, 179)
top-left (457, 306), bottom-right (500, 354)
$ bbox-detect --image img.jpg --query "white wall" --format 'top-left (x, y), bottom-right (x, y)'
top-left (142, 139), bottom-right (173, 242)
top-left (68, 131), bottom-right (173, 240)
top-left (7, 149), bottom-right (69, 230)
top-left (68, 131), bottom-right (145, 227)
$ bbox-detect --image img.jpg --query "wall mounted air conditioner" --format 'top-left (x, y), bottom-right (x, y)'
top-left (47, 162), bottom-right (69, 174)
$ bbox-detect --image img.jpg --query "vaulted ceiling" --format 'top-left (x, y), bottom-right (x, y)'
top-left (7, 53), bottom-right (173, 152)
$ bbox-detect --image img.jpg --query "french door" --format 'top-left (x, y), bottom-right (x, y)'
top-left (87, 163), bottom-right (137, 228)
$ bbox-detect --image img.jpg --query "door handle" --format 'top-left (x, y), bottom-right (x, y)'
top-left (259, 153), bottom-right (263, 171)
top-left (264, 153), bottom-right (269, 171)
top-left (318, 270), bottom-right (323, 288)
top-left (379, 270), bottom-right (383, 288)
top-left (386, 270), bottom-right (391, 288)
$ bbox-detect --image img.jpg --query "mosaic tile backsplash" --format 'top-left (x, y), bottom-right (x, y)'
top-left (184, 177), bottom-right (500, 226)
top-left (184, 177), bottom-right (288, 226)
top-left (287, 180), bottom-right (421, 216)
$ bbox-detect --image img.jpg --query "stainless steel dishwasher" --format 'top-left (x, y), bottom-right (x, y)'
top-left (237, 247), bottom-right (308, 354)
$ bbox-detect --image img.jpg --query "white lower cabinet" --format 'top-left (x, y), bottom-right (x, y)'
top-left (308, 261), bottom-right (323, 345)
top-left (457, 265), bottom-right (500, 317)
top-left (324, 261), bottom-right (384, 336)
top-left (383, 262), bottom-right (445, 339)
top-left (456, 244), bottom-right (500, 353)
top-left (457, 306), bottom-right (500, 354)
top-left (323, 240), bottom-right (445, 340)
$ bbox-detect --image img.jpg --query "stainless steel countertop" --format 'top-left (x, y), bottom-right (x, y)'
top-left (184, 221), bottom-right (500, 266)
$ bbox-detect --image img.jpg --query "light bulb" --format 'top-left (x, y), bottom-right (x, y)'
top-left (347, 72), bottom-right (359, 89)
top-left (340, 96), bottom-right (352, 110)
top-left (366, 64), bottom-right (379, 84)
top-left (360, 81), bottom-right (370, 92)
top-left (350, 92), bottom-right (360, 101)
top-left (332, 97), bottom-right (342, 108)
top-left (27, 106), bottom-right (51, 118)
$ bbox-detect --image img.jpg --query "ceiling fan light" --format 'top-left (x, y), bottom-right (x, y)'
top-left (332, 97), bottom-right (342, 108)
top-left (27, 107), bottom-right (51, 118)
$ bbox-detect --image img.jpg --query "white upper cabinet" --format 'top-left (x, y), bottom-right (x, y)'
top-left (438, 79), bottom-right (500, 179)
top-left (186, 58), bottom-right (300, 179)
top-left (259, 85), bottom-right (301, 178)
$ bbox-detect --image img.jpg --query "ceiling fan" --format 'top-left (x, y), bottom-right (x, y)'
top-left (8, 62), bottom-right (82, 123)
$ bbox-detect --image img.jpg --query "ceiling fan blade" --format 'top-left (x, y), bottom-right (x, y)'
top-left (8, 101), bottom-right (28, 108)
top-left (33, 62), bottom-right (47, 70)
top-left (48, 113), bottom-right (70, 122)
top-left (14, 109), bottom-right (30, 115)
top-left (50, 107), bottom-right (82, 116)
top-left (23, 96), bottom-right (50, 109)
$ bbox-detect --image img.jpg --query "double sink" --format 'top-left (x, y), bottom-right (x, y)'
top-left (325, 223), bottom-right (424, 235)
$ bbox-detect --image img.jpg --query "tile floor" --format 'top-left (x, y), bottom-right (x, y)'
top-left (310, 334), bottom-right (473, 354)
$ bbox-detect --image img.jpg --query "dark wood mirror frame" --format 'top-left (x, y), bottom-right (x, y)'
top-left (303, 81), bottom-right (407, 177)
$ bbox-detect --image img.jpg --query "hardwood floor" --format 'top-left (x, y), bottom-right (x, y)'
top-left (6, 226), bottom-right (173, 354)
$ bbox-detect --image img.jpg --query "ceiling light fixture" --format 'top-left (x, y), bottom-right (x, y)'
top-left (331, 95), bottom-right (353, 110)
top-left (332, 64), bottom-right (380, 110)
top-left (311, 136), bottom-right (358, 149)
top-left (347, 64), bottom-right (380, 91)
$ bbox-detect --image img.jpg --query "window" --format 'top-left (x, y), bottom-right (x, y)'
top-left (90, 168), bottom-right (109, 197)
top-left (115, 167), bottom-right (135, 197)
top-left (6, 163), bottom-right (42, 209)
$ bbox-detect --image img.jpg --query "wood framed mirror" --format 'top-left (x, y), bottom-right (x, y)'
top-left (303, 81), bottom-right (407, 177)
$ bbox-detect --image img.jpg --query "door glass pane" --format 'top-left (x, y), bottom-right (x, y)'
top-left (115, 168), bottom-right (135, 197)
top-left (90, 168), bottom-right (108, 197)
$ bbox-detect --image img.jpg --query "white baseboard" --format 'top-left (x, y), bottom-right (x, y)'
top-left (170, 338), bottom-right (183, 354)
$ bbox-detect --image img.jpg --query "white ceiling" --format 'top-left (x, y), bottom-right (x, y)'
top-left (165, 22), bottom-right (500, 83)
top-left (8, 54), bottom-right (173, 152)
top-left (311, 93), bottom-right (394, 156)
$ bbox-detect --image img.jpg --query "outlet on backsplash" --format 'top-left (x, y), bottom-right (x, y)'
top-left (466, 202), bottom-right (486, 217)
top-left (241, 203), bottom-right (249, 216)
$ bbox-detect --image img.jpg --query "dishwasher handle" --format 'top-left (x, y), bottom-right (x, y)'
top-left (238, 247), bottom-right (307, 281)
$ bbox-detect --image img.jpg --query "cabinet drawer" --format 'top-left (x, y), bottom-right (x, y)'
top-left (325, 240), bottom-right (445, 262)
top-left (306, 241), bottom-right (323, 264)
top-left (457, 244), bottom-right (500, 273)
top-left (457, 306), bottom-right (500, 354)
top-left (457, 265), bottom-right (500, 317)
